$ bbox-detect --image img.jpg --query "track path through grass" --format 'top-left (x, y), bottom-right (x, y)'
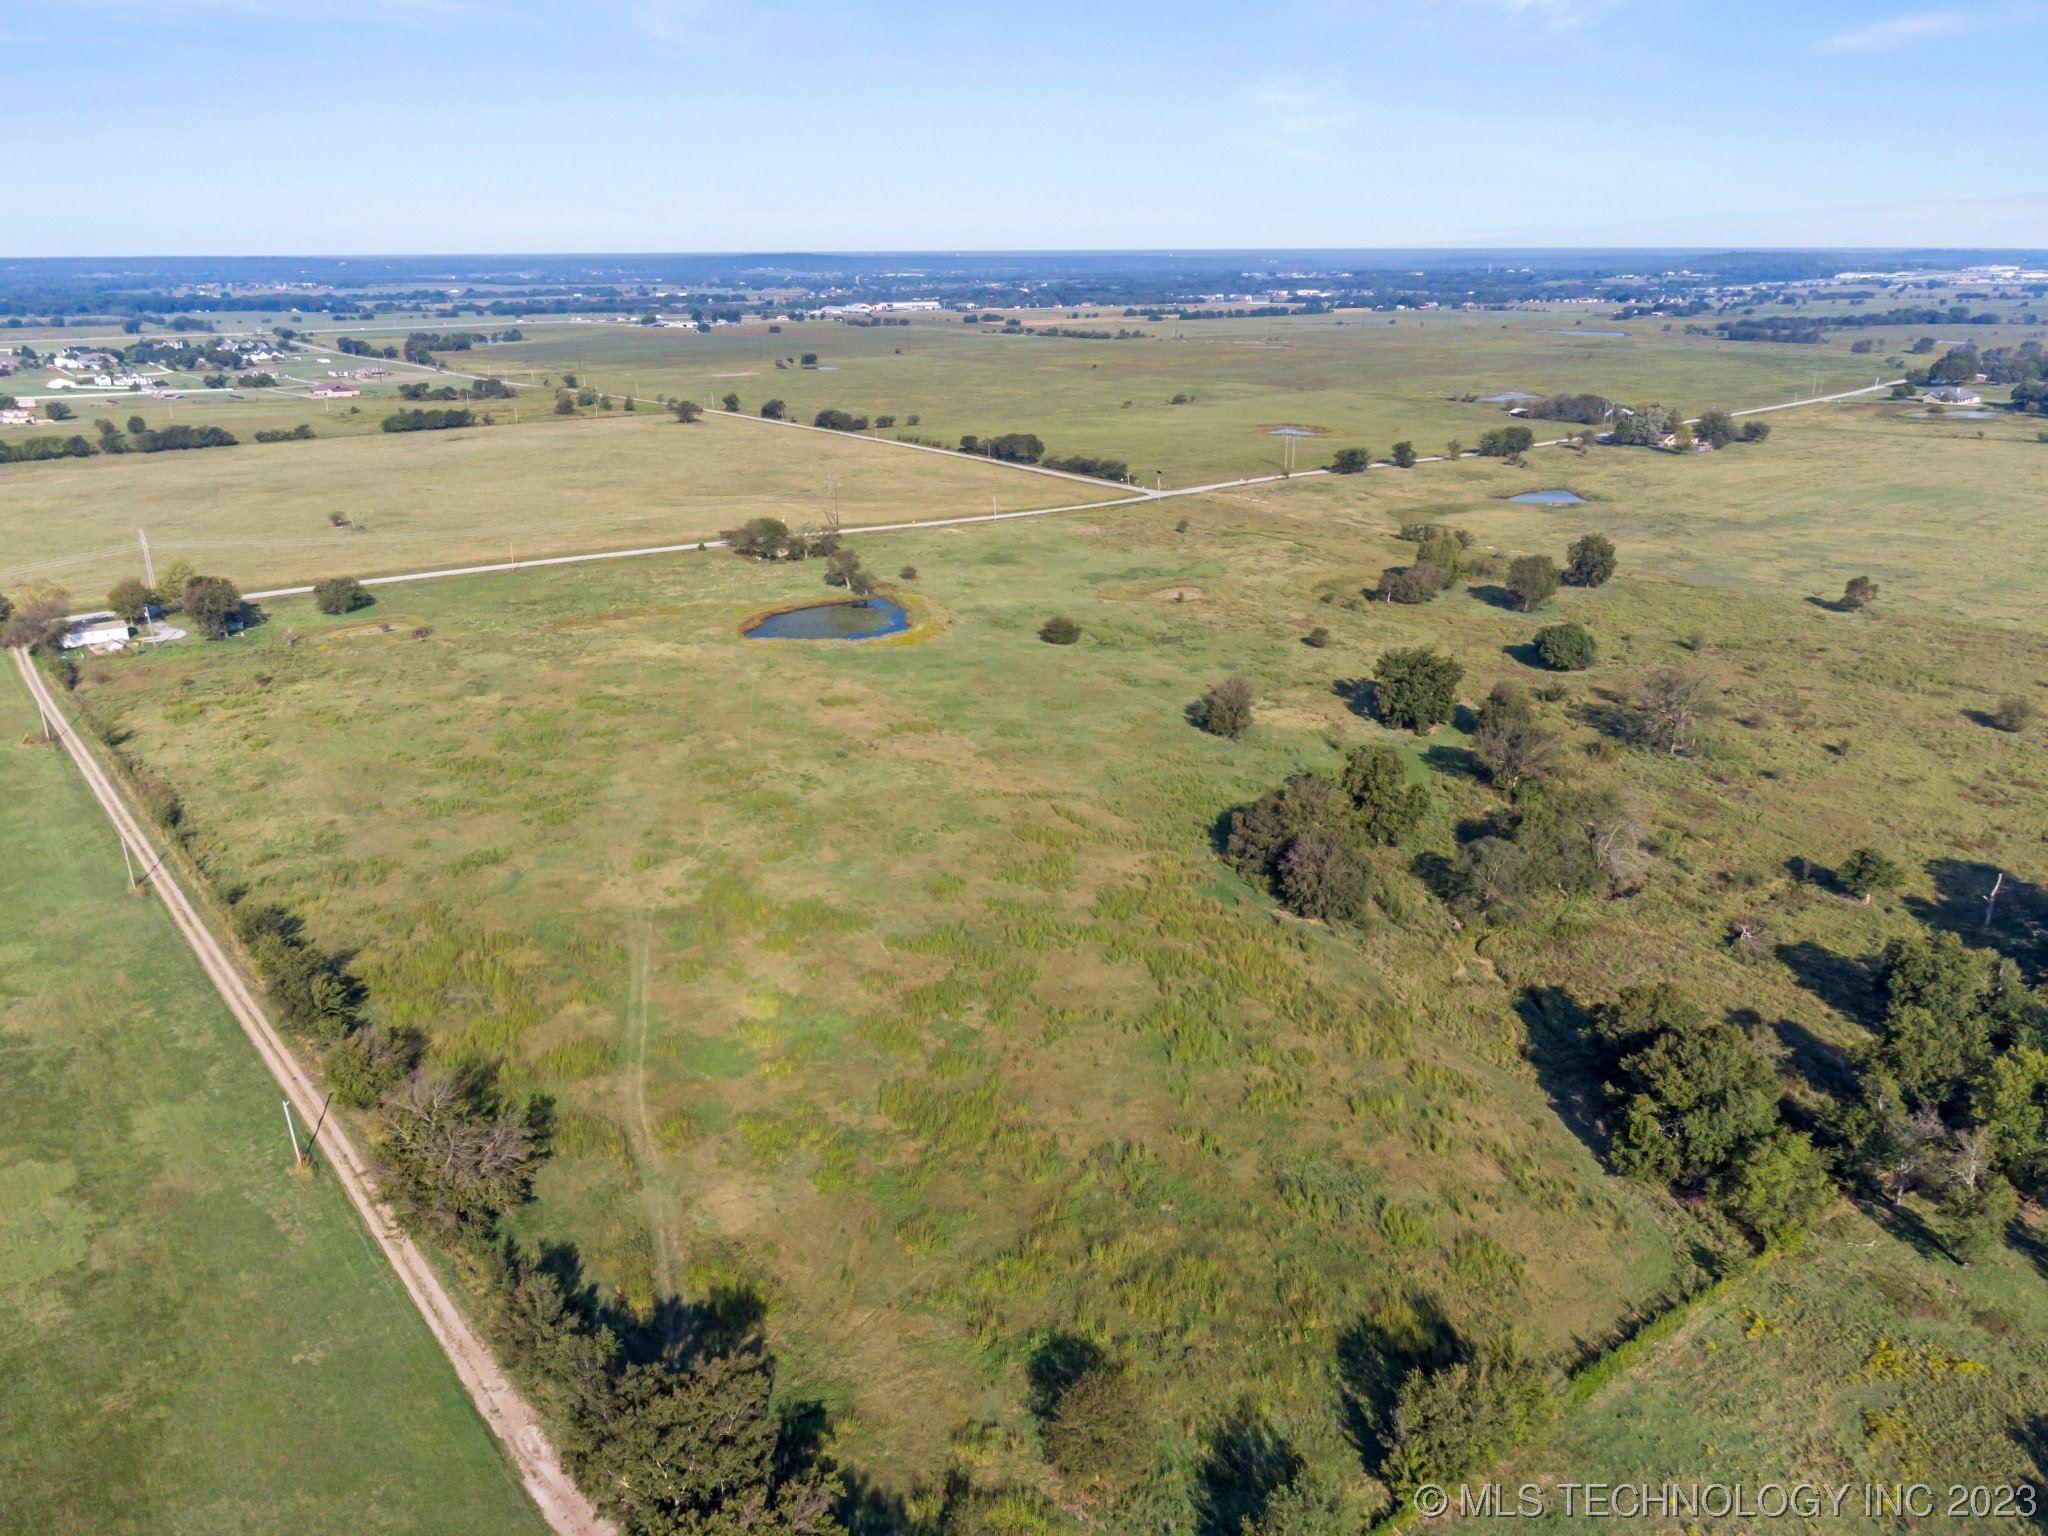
top-left (9, 647), bottom-right (614, 1536)
top-left (624, 917), bottom-right (684, 1329)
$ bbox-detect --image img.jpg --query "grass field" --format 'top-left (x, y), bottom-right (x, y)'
top-left (437, 307), bottom-right (1948, 485)
top-left (0, 409), bottom-right (1075, 596)
top-left (0, 682), bottom-right (550, 1535)
top-left (53, 390), bottom-right (2048, 1515)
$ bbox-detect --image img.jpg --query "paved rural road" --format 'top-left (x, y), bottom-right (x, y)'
top-left (10, 650), bottom-right (615, 1536)
top-left (246, 377), bottom-right (1907, 604)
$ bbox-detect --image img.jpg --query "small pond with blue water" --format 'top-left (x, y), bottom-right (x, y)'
top-left (1507, 489), bottom-right (1586, 505)
top-left (744, 598), bottom-right (910, 641)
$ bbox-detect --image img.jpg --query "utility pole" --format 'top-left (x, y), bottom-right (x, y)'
top-left (283, 1099), bottom-right (305, 1168)
top-left (139, 530), bottom-right (155, 588)
top-left (120, 838), bottom-right (138, 891)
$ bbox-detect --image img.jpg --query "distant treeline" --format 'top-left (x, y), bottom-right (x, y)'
top-left (1701, 303), bottom-right (2011, 346)
top-left (400, 378), bottom-right (515, 401)
top-left (381, 408), bottom-right (477, 432)
top-left (0, 420), bottom-right (238, 464)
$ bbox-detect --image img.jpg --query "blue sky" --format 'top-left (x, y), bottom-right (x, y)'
top-left (3, 0), bottom-right (2041, 254)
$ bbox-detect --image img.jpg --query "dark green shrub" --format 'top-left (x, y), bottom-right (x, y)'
top-left (1534, 621), bottom-right (1596, 670)
top-left (1039, 616), bottom-right (1081, 645)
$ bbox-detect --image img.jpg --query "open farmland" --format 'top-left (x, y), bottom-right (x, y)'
top-left (426, 306), bottom-right (1937, 486)
top-left (0, 685), bottom-right (550, 1536)
top-left (0, 408), bottom-right (1076, 596)
top-left (55, 398), bottom-right (2048, 1517)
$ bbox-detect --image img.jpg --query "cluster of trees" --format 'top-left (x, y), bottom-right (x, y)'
top-left (814, 408), bottom-right (869, 431)
top-left (1477, 424), bottom-right (1535, 460)
top-left (1826, 932), bottom-right (2048, 1260)
top-left (1523, 393), bottom-right (1612, 424)
top-left (382, 408), bottom-right (477, 433)
top-left (723, 517), bottom-right (842, 562)
top-left (1042, 452), bottom-right (1130, 480)
top-left (99, 420), bottom-right (239, 454)
top-left (254, 423), bottom-right (316, 443)
top-left (1373, 647), bottom-right (1463, 732)
top-left (400, 378), bottom-right (514, 401)
top-left (336, 336), bottom-right (399, 359)
top-left (1224, 742), bottom-right (1431, 923)
top-left (958, 431), bottom-right (1044, 462)
top-left (402, 330), bottom-right (487, 364)
top-left (1373, 523), bottom-right (1471, 604)
top-left (0, 433), bottom-right (93, 464)
top-left (1590, 984), bottom-right (1831, 1247)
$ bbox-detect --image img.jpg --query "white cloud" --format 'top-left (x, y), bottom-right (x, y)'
top-left (631, 0), bottom-right (701, 43)
top-left (1819, 8), bottom-right (1972, 49)
top-left (1237, 81), bottom-right (1360, 166)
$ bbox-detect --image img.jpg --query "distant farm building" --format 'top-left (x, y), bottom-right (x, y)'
top-left (61, 614), bottom-right (133, 652)
top-left (1922, 386), bottom-right (1982, 405)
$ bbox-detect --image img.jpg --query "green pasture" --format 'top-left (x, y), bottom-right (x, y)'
top-left (0, 683), bottom-right (548, 1534)
top-left (0, 409), bottom-right (1073, 596)
top-left (59, 391), bottom-right (2048, 1509)
top-left (449, 307), bottom-right (1928, 485)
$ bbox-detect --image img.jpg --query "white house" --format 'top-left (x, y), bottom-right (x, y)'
top-left (1923, 386), bottom-right (1982, 405)
top-left (0, 408), bottom-right (36, 426)
top-left (61, 614), bottom-right (133, 651)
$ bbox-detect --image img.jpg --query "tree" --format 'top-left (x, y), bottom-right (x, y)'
top-left (0, 584), bottom-right (70, 650)
top-left (1373, 648), bottom-right (1462, 733)
top-left (1382, 1350), bottom-right (1552, 1500)
top-left (1609, 404), bottom-right (1677, 447)
top-left (1477, 425), bottom-right (1534, 458)
top-left (813, 408), bottom-right (869, 431)
top-left (725, 517), bottom-right (791, 559)
top-left (157, 557), bottom-right (197, 605)
top-left (1715, 1130), bottom-right (1833, 1249)
top-left (760, 399), bottom-right (786, 420)
top-left (1341, 742), bottom-right (1430, 844)
top-left (1607, 1009), bottom-right (1779, 1188)
top-left (1533, 621), bottom-right (1596, 671)
top-left (1838, 847), bottom-right (1903, 904)
top-left (377, 1072), bottom-right (538, 1234)
top-left (1192, 677), bottom-right (1255, 740)
top-left (673, 399), bottom-right (703, 423)
top-left (107, 577), bottom-right (154, 624)
top-left (1991, 695), bottom-right (2037, 733)
top-left (1505, 554), bottom-right (1559, 612)
top-left (1390, 440), bottom-right (1417, 468)
top-left (1373, 563), bottom-right (1445, 604)
top-left (314, 576), bottom-right (372, 615)
top-left (182, 575), bottom-right (244, 639)
top-left (588, 1344), bottom-right (841, 1536)
top-left (720, 392), bottom-right (740, 412)
top-left (1304, 625), bottom-right (1330, 648)
top-left (1473, 691), bottom-right (1560, 796)
top-left (1938, 1174), bottom-right (2018, 1264)
top-left (1739, 419), bottom-right (1771, 443)
top-left (1329, 447), bottom-right (1369, 474)
top-left (1694, 409), bottom-right (1736, 449)
top-left (1629, 669), bottom-right (1711, 755)
top-left (45, 400), bottom-right (75, 422)
top-left (1044, 1367), bottom-right (1152, 1495)
top-left (1239, 1464), bottom-right (1355, 1536)
top-left (1276, 830), bottom-right (1375, 924)
top-left (1445, 438), bottom-right (1464, 460)
top-left (1564, 533), bottom-right (1616, 588)
top-left (1039, 616), bottom-right (1081, 645)
top-left (1839, 575), bottom-right (1878, 610)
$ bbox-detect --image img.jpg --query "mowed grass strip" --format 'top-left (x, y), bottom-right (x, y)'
top-left (0, 682), bottom-right (549, 1536)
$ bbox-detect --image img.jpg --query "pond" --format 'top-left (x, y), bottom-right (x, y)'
top-left (1263, 425), bottom-right (1325, 436)
top-left (1537, 328), bottom-right (1627, 338)
top-left (1480, 391), bottom-right (1538, 402)
top-left (1909, 409), bottom-right (1995, 420)
top-left (743, 597), bottom-right (910, 641)
top-left (1507, 488), bottom-right (1585, 505)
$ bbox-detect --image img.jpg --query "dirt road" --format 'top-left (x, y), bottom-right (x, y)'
top-left (11, 648), bottom-right (614, 1536)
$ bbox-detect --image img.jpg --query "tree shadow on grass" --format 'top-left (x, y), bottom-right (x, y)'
top-left (1195, 1412), bottom-right (1300, 1536)
top-left (1026, 1330), bottom-right (1105, 1423)
top-left (1334, 1297), bottom-right (1457, 1478)
top-left (1333, 676), bottom-right (1378, 720)
top-left (1502, 640), bottom-right (1548, 670)
top-left (1515, 984), bottom-right (1610, 1164)
top-left (1904, 858), bottom-right (2048, 981)
top-left (1766, 1015), bottom-right (1861, 1105)
top-left (1775, 939), bottom-right (1883, 1029)
top-left (1422, 742), bottom-right (1479, 778)
top-left (1467, 584), bottom-right (1522, 611)
top-left (2008, 1416), bottom-right (2048, 1527)
top-left (1576, 688), bottom-right (1636, 745)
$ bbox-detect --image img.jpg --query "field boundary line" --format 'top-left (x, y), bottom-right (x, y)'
top-left (9, 648), bottom-right (614, 1536)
